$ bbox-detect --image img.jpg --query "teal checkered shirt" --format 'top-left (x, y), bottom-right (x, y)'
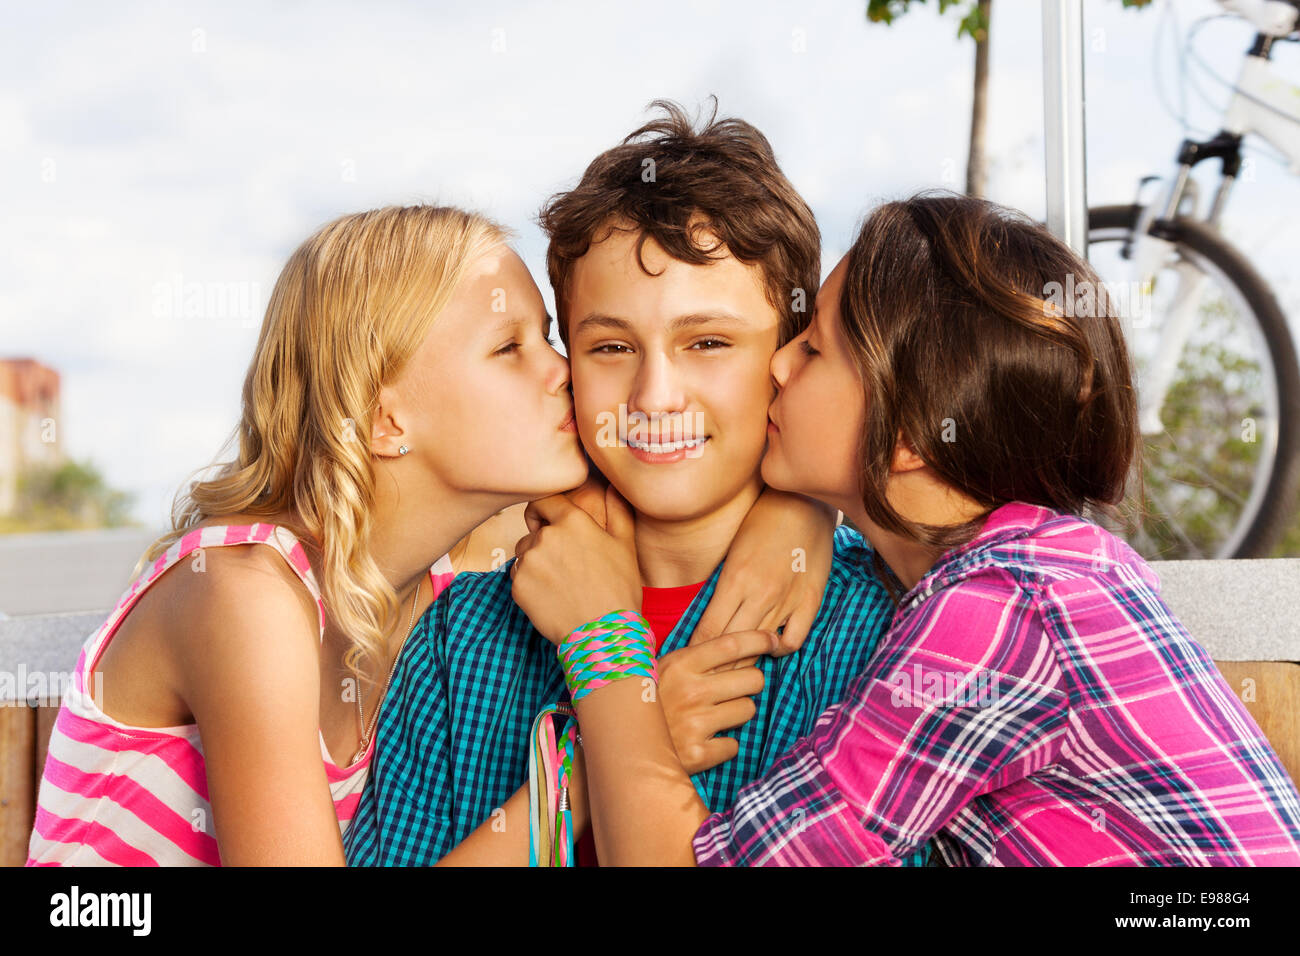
top-left (344, 526), bottom-right (928, 866)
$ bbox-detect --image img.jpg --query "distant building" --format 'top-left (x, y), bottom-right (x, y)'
top-left (0, 358), bottom-right (62, 515)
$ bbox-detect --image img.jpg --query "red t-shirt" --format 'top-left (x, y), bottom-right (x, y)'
top-left (575, 579), bottom-right (708, 867)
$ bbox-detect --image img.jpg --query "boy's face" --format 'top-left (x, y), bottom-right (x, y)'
top-left (565, 224), bottom-right (780, 523)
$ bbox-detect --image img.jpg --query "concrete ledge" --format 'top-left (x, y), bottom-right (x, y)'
top-left (0, 559), bottom-right (1296, 703)
top-left (1148, 559), bottom-right (1300, 662)
top-left (0, 611), bottom-right (104, 703)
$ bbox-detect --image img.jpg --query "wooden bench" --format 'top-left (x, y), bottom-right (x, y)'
top-left (2, 559), bottom-right (1298, 866)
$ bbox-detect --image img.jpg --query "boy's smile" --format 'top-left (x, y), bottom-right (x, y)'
top-left (627, 431), bottom-right (711, 463)
top-left (608, 405), bottom-right (711, 462)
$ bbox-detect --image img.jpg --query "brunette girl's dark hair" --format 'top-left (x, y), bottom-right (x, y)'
top-left (841, 192), bottom-right (1142, 584)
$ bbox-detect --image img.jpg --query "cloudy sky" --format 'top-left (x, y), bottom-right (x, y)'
top-left (3, 0), bottom-right (1298, 527)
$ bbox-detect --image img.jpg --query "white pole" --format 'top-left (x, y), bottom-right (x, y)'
top-left (1042, 0), bottom-right (1088, 255)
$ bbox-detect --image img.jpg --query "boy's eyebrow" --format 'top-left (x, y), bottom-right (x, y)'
top-left (572, 310), bottom-right (750, 337)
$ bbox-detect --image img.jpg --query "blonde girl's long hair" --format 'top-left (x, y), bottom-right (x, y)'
top-left (137, 205), bottom-right (510, 684)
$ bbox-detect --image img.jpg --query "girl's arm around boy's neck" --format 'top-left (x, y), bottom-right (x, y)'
top-left (575, 628), bottom-right (778, 866)
top-left (578, 676), bottom-right (706, 867)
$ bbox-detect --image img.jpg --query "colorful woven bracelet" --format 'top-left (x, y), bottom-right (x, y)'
top-left (557, 609), bottom-right (658, 702)
top-left (527, 702), bottom-right (579, 867)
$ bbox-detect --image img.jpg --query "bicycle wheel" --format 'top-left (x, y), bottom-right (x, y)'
top-left (1087, 204), bottom-right (1300, 559)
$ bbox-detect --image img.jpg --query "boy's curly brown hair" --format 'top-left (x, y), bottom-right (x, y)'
top-left (539, 98), bottom-right (821, 348)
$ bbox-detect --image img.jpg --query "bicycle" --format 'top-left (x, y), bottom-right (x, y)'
top-left (1087, 0), bottom-right (1300, 559)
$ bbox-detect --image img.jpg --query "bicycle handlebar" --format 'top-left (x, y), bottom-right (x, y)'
top-left (1217, 0), bottom-right (1300, 37)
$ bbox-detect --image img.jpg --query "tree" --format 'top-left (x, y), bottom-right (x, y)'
top-left (1, 460), bottom-right (136, 533)
top-left (867, 0), bottom-right (992, 196)
top-left (866, 0), bottom-right (1155, 198)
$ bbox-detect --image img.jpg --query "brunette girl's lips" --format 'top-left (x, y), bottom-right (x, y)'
top-left (559, 411), bottom-right (576, 432)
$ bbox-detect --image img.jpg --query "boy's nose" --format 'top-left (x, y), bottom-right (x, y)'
top-left (629, 351), bottom-right (687, 414)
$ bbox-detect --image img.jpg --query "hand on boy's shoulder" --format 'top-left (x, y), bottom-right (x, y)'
top-left (658, 629), bottom-right (777, 774)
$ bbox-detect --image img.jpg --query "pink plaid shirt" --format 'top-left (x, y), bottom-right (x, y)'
top-left (692, 502), bottom-right (1300, 866)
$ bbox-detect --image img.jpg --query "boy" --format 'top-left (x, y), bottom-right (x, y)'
top-left (345, 101), bottom-right (922, 866)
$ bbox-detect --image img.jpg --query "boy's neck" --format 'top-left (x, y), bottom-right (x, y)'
top-left (633, 476), bottom-right (764, 588)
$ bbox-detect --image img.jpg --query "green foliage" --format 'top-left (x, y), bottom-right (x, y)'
top-left (1274, 505), bottom-right (1300, 557)
top-left (867, 0), bottom-right (1153, 43)
top-left (866, 0), bottom-right (989, 42)
top-left (1, 459), bottom-right (136, 533)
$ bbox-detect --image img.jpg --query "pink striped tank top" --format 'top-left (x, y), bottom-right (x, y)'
top-left (428, 552), bottom-right (456, 602)
top-left (26, 523), bottom-right (372, 866)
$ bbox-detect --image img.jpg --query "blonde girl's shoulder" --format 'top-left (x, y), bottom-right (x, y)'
top-left (155, 518), bottom-right (323, 689)
top-left (92, 514), bottom-right (322, 726)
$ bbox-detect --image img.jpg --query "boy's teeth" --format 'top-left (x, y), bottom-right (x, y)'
top-left (627, 436), bottom-right (708, 453)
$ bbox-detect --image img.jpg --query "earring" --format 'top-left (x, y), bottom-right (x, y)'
top-left (398, 445), bottom-right (410, 456)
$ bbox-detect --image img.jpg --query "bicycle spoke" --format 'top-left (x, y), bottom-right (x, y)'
top-left (1140, 481), bottom-right (1207, 559)
top-left (1160, 457), bottom-right (1248, 510)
